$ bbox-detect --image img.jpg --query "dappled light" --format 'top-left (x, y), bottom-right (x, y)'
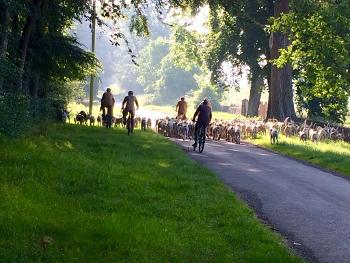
top-left (54, 141), bottom-right (74, 151)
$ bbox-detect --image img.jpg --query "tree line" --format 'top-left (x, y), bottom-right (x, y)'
top-left (1, 0), bottom-right (349, 136)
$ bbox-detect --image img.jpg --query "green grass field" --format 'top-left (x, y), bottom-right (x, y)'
top-left (0, 125), bottom-right (302, 262)
top-left (249, 135), bottom-right (350, 176)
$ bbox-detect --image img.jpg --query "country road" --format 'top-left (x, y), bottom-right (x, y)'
top-left (172, 138), bottom-right (350, 263)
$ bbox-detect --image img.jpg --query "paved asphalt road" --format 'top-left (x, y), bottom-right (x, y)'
top-left (172, 139), bottom-right (350, 263)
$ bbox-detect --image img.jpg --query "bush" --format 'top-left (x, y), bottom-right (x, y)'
top-left (0, 92), bottom-right (61, 137)
top-left (0, 92), bottom-right (32, 137)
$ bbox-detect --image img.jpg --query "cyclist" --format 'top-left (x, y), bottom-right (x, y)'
top-left (101, 88), bottom-right (115, 128)
top-left (175, 97), bottom-right (188, 120)
top-left (192, 99), bottom-right (212, 148)
top-left (121, 91), bottom-right (139, 131)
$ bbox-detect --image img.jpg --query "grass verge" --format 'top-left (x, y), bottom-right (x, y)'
top-left (249, 135), bottom-right (350, 176)
top-left (0, 125), bottom-right (302, 262)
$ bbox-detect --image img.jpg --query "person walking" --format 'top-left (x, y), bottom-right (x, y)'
top-left (175, 97), bottom-right (188, 120)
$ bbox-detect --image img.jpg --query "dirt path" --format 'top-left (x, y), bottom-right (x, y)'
top-left (172, 138), bottom-right (350, 263)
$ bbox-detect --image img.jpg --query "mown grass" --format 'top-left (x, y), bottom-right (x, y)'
top-left (249, 135), bottom-right (350, 176)
top-left (0, 125), bottom-right (302, 262)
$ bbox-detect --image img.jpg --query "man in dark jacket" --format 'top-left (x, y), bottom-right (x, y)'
top-left (192, 99), bottom-right (212, 147)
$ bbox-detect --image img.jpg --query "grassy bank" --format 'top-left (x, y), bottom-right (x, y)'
top-left (249, 135), bottom-right (350, 176)
top-left (0, 125), bottom-right (301, 262)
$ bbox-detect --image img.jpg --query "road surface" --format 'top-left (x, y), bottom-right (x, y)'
top-left (172, 139), bottom-right (350, 263)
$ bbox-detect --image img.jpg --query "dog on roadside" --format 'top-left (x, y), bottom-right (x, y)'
top-left (97, 115), bottom-right (102, 126)
top-left (299, 131), bottom-right (307, 143)
top-left (270, 128), bottom-right (279, 144)
top-left (141, 117), bottom-right (146, 131)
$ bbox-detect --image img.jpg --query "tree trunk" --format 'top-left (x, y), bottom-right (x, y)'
top-left (23, 62), bottom-right (31, 94)
top-left (30, 72), bottom-right (40, 98)
top-left (17, 0), bottom-right (43, 91)
top-left (0, 6), bottom-right (10, 58)
top-left (267, 0), bottom-right (296, 121)
top-left (247, 69), bottom-right (264, 117)
top-left (282, 63), bottom-right (296, 119)
top-left (0, 5), bottom-right (10, 90)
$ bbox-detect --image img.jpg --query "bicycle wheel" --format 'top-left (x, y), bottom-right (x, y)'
top-left (131, 117), bottom-right (135, 133)
top-left (193, 128), bottom-right (200, 151)
top-left (127, 117), bottom-right (131, 135)
top-left (198, 128), bottom-right (205, 153)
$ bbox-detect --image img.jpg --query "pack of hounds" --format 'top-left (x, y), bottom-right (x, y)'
top-left (62, 110), bottom-right (347, 144)
top-left (61, 110), bottom-right (152, 131)
top-left (155, 117), bottom-right (347, 145)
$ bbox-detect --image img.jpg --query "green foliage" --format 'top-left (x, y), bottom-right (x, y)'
top-left (154, 55), bottom-right (199, 104)
top-left (191, 71), bottom-right (224, 111)
top-left (0, 58), bottom-right (20, 90)
top-left (272, 0), bottom-right (350, 123)
top-left (0, 92), bottom-right (32, 137)
top-left (130, 14), bottom-right (150, 37)
top-left (170, 26), bottom-right (203, 70)
top-left (205, 1), bottom-right (272, 90)
top-left (136, 24), bottom-right (228, 106)
top-left (137, 35), bottom-right (199, 105)
top-left (136, 37), bottom-right (170, 94)
top-left (0, 124), bottom-right (303, 262)
top-left (0, 0), bottom-right (100, 136)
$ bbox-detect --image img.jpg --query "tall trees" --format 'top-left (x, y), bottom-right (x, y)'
top-left (0, 0), bottom-right (99, 135)
top-left (173, 0), bottom-right (296, 119)
top-left (0, 3), bottom-right (10, 90)
top-left (272, 0), bottom-right (350, 122)
top-left (0, 4), bottom-right (10, 59)
top-left (136, 31), bottom-right (199, 105)
top-left (17, 0), bottom-right (44, 91)
top-left (206, 0), bottom-right (273, 117)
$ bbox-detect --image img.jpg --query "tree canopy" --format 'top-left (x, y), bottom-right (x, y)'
top-left (272, 0), bottom-right (350, 122)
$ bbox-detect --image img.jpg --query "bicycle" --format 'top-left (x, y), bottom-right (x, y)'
top-left (193, 123), bottom-right (206, 153)
top-left (126, 111), bottom-right (134, 136)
